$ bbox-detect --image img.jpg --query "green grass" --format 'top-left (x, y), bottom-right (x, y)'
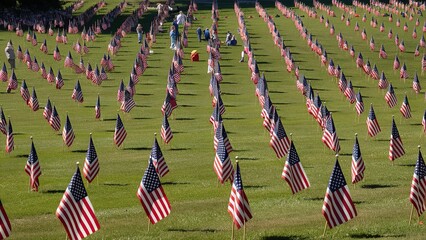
top-left (0, 0), bottom-right (425, 239)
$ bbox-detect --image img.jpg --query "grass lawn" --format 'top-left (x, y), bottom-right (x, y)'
top-left (0, 0), bottom-right (425, 239)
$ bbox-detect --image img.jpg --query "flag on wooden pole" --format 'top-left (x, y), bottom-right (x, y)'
top-left (228, 161), bottom-right (252, 229)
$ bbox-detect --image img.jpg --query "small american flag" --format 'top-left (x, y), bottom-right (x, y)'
top-left (363, 60), bottom-right (371, 75)
top-left (400, 95), bottom-right (412, 119)
top-left (399, 41), bottom-right (406, 52)
top-left (161, 91), bottom-right (177, 118)
top-left (413, 73), bottom-right (421, 94)
top-left (282, 141), bottom-right (310, 194)
top-left (83, 134), bottom-right (99, 183)
top-left (20, 80), bottom-right (30, 104)
top-left (322, 114), bottom-right (340, 153)
top-left (0, 107), bottom-right (6, 135)
top-left (355, 91), bottom-right (364, 115)
top-left (327, 59), bottom-right (335, 76)
top-left (95, 95), bottom-right (101, 119)
top-left (389, 118), bottom-right (405, 161)
top-left (400, 63), bottom-right (408, 79)
top-left (338, 72), bottom-right (348, 92)
top-left (0, 200), bottom-right (11, 239)
top-left (137, 159), bottom-right (171, 224)
top-left (270, 116), bottom-right (291, 158)
top-left (214, 121), bottom-right (233, 154)
top-left (369, 37), bottom-right (375, 51)
top-left (46, 67), bottom-right (55, 83)
top-left (151, 136), bottom-right (169, 177)
top-left (378, 71), bottom-right (388, 89)
top-left (0, 63), bottom-right (7, 82)
top-left (6, 119), bottom-right (14, 153)
top-left (393, 56), bottom-right (400, 70)
top-left (43, 98), bottom-right (52, 121)
top-left (367, 104), bottom-right (381, 137)
top-left (7, 70), bottom-right (18, 92)
top-left (322, 159), bottom-right (357, 228)
top-left (64, 51), bottom-right (74, 68)
top-left (71, 80), bottom-right (84, 103)
top-left (25, 140), bottom-right (41, 191)
top-left (114, 114), bottom-right (127, 147)
top-left (410, 149), bottom-right (426, 217)
top-left (423, 110), bottom-right (426, 134)
top-left (49, 106), bottom-right (61, 131)
top-left (56, 166), bottom-right (100, 240)
top-left (210, 103), bottom-right (223, 133)
top-left (62, 115), bottom-right (75, 147)
top-left (370, 65), bottom-right (379, 80)
top-left (385, 84), bottom-right (397, 108)
top-left (214, 135), bottom-right (234, 184)
top-left (40, 39), bottom-right (48, 54)
top-left (117, 80), bottom-right (125, 102)
top-left (351, 135), bottom-right (365, 184)
top-left (261, 95), bottom-right (274, 132)
top-left (53, 45), bottom-right (61, 61)
top-left (160, 114), bottom-right (173, 144)
top-left (379, 44), bottom-right (387, 58)
top-left (344, 81), bottom-right (355, 104)
top-left (228, 162), bottom-right (252, 229)
top-left (55, 70), bottom-right (64, 89)
top-left (29, 87), bottom-right (39, 112)
top-left (356, 53), bottom-right (364, 68)
top-left (120, 90), bottom-right (136, 113)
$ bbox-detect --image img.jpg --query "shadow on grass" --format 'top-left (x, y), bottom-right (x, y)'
top-left (410, 123), bottom-right (422, 126)
top-left (16, 154), bottom-right (29, 158)
top-left (124, 147), bottom-right (151, 151)
top-left (179, 93), bottom-right (198, 96)
top-left (399, 164), bottom-right (416, 167)
top-left (175, 117), bottom-right (195, 121)
top-left (179, 82), bottom-right (198, 85)
top-left (84, 105), bottom-right (95, 108)
top-left (222, 117), bottom-right (245, 120)
top-left (339, 153), bottom-right (352, 156)
top-left (162, 181), bottom-right (190, 185)
top-left (103, 118), bottom-right (117, 121)
top-left (245, 185), bottom-right (265, 189)
top-left (171, 148), bottom-right (191, 151)
top-left (168, 228), bottom-right (216, 233)
top-left (41, 189), bottom-right (64, 194)
top-left (350, 233), bottom-right (405, 238)
top-left (238, 157), bottom-right (259, 161)
top-left (303, 197), bottom-right (323, 201)
top-left (135, 93), bottom-right (153, 96)
top-left (222, 92), bottom-right (240, 96)
top-left (103, 183), bottom-right (129, 187)
top-left (221, 81), bottom-right (238, 85)
top-left (361, 184), bottom-right (397, 189)
top-left (72, 149), bottom-right (87, 153)
top-left (105, 130), bottom-right (115, 133)
top-left (269, 90), bottom-right (285, 94)
top-left (133, 117), bottom-right (153, 120)
top-left (181, 104), bottom-right (195, 108)
top-left (262, 235), bottom-right (308, 240)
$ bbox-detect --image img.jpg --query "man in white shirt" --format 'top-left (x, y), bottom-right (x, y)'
top-left (176, 11), bottom-right (186, 25)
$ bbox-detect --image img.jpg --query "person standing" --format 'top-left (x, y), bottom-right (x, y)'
top-left (176, 11), bottom-right (187, 25)
top-left (4, 41), bottom-right (15, 69)
top-left (204, 28), bottom-right (210, 41)
top-left (196, 27), bottom-right (202, 42)
top-left (136, 24), bottom-right (143, 43)
top-left (170, 26), bottom-right (177, 50)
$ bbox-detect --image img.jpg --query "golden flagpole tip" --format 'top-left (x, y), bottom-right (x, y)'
top-left (90, 132), bottom-right (92, 135)
top-left (335, 154), bottom-right (339, 158)
top-left (418, 145), bottom-right (421, 149)
top-left (355, 133), bottom-right (358, 136)
top-left (30, 136), bottom-right (33, 140)
top-left (235, 156), bottom-right (239, 163)
top-left (76, 162), bottom-right (80, 165)
top-left (154, 132), bottom-right (157, 136)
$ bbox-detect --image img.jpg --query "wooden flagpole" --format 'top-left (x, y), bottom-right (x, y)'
top-left (409, 205), bottom-right (414, 225)
top-left (28, 136), bottom-right (33, 192)
top-left (322, 221), bottom-right (328, 237)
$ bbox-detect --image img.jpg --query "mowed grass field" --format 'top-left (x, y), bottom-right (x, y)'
top-left (0, 0), bottom-right (425, 239)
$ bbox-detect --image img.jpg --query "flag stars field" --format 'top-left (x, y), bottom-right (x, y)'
top-left (0, 0), bottom-right (425, 239)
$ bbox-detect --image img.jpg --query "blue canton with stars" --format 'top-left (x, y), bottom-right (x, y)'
top-left (142, 160), bottom-right (161, 193)
top-left (328, 160), bottom-right (347, 192)
top-left (68, 168), bottom-right (87, 202)
top-left (151, 138), bottom-right (163, 160)
top-left (233, 163), bottom-right (243, 191)
top-left (287, 142), bottom-right (300, 166)
top-left (86, 136), bottom-right (97, 164)
top-left (28, 142), bottom-right (38, 164)
top-left (415, 150), bottom-right (426, 179)
top-left (216, 137), bottom-right (229, 163)
top-left (352, 137), bottom-right (361, 162)
top-left (391, 119), bottom-right (400, 139)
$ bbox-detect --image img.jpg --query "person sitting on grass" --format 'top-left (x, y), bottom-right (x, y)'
top-left (228, 36), bottom-right (237, 46)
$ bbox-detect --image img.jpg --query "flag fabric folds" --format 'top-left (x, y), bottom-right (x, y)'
top-left (385, 84), bottom-right (397, 108)
top-left (6, 119), bottom-right (13, 153)
top-left (71, 80), bottom-right (84, 103)
top-left (150, 136), bottom-right (169, 177)
top-left (83, 134), bottom-right (99, 183)
top-left (282, 141), bottom-right (310, 194)
top-left (366, 104), bottom-right (381, 137)
top-left (114, 114), bottom-right (127, 147)
top-left (29, 87), bottom-right (39, 111)
top-left (410, 148), bottom-right (426, 217)
top-left (62, 114), bottom-right (75, 147)
top-left (400, 95), bottom-right (412, 119)
top-left (214, 134), bottom-right (234, 184)
top-left (137, 159), bottom-right (171, 224)
top-left (160, 114), bottom-right (173, 144)
top-left (322, 114), bottom-right (340, 153)
top-left (0, 200), bottom-right (11, 240)
top-left (49, 106), bottom-right (61, 131)
top-left (389, 118), bottom-right (405, 161)
top-left (228, 162), bottom-right (252, 229)
top-left (95, 95), bottom-right (101, 119)
top-left (351, 135), bottom-right (365, 184)
top-left (269, 116), bottom-right (291, 158)
top-left (56, 166), bottom-right (100, 240)
top-left (25, 139), bottom-right (41, 191)
top-left (322, 159), bottom-right (357, 229)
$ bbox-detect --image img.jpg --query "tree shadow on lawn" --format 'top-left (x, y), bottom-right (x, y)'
top-left (262, 235), bottom-right (308, 240)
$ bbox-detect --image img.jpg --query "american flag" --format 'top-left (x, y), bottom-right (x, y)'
top-left (0, 200), bottom-right (11, 239)
top-left (400, 63), bottom-right (408, 79)
top-left (351, 135), bottom-right (365, 184)
top-left (410, 149), bottom-right (426, 217)
top-left (29, 87), bottom-right (39, 111)
top-left (71, 80), bottom-right (84, 103)
top-left (7, 70), bottom-right (18, 92)
top-left (43, 98), bottom-right (52, 121)
top-left (32, 57), bottom-right (39, 72)
top-left (120, 90), bottom-right (136, 113)
top-left (322, 159), bottom-right (357, 228)
top-left (0, 63), bottom-right (7, 82)
top-left (83, 134), bottom-right (99, 183)
top-left (213, 89), bottom-right (226, 115)
top-left (64, 51), bottom-right (74, 68)
top-left (160, 114), bottom-right (173, 144)
top-left (56, 166), bottom-right (100, 240)
top-left (85, 63), bottom-right (93, 80)
top-left (389, 118), bottom-right (405, 161)
top-left (370, 65), bottom-right (379, 80)
top-left (355, 91), bottom-right (364, 115)
top-left (117, 80), bottom-right (125, 102)
top-left (399, 40), bottom-right (406, 52)
top-left (367, 104), bottom-right (381, 137)
top-left (379, 44), bottom-right (387, 59)
top-left (369, 37), bottom-right (375, 50)
top-left (378, 71), bottom-right (389, 89)
top-left (356, 53), bottom-right (364, 68)
top-left (167, 69), bottom-right (179, 95)
top-left (344, 81), bottom-right (355, 104)
top-left (312, 94), bottom-right (322, 120)
top-left (62, 115), bottom-right (75, 147)
top-left (53, 45), bottom-right (61, 61)
top-left (297, 75), bottom-right (308, 95)
top-left (55, 70), bottom-right (64, 89)
top-left (261, 95), bottom-right (274, 132)
top-left (214, 121), bottom-right (233, 154)
top-left (270, 116), bottom-right (291, 158)
top-left (400, 95), bottom-right (412, 119)
top-left (95, 95), bottom-right (101, 119)
top-left (214, 134), bottom-right (234, 184)
top-left (49, 106), bottom-right (61, 131)
top-left (421, 35), bottom-right (426, 47)
top-left (228, 162), bottom-right (252, 229)
top-left (327, 59), bottom-right (335, 76)
top-left (161, 91), bottom-right (177, 118)
top-left (127, 77), bottom-right (135, 97)
top-left (150, 136), bottom-right (169, 177)
top-left (393, 55), bottom-right (400, 70)
top-left (413, 73), bottom-right (421, 93)
top-left (0, 107), bottom-right (6, 135)
top-left (100, 67), bottom-right (107, 81)
top-left (114, 114), bottom-right (127, 147)
top-left (137, 159), bottom-right (171, 224)
top-left (385, 84), bottom-right (397, 108)
top-left (338, 72), bottom-right (348, 92)
top-left (362, 60), bottom-right (371, 75)
top-left (282, 141), bottom-right (310, 194)
top-left (47, 67), bottom-right (55, 83)
top-left (423, 110), bottom-right (426, 134)
top-left (20, 80), bottom-right (30, 104)
top-left (322, 114), bottom-right (340, 153)
top-left (25, 140), bottom-right (41, 191)
top-left (130, 67), bottom-right (138, 85)
top-left (6, 119), bottom-right (14, 153)
top-left (210, 103), bottom-right (223, 133)
top-left (40, 39), bottom-right (48, 53)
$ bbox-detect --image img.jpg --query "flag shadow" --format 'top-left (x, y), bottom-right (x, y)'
top-left (350, 233), bottom-right (405, 238)
top-left (170, 148), bottom-right (191, 151)
top-left (16, 154), bottom-right (29, 158)
top-left (162, 181), bottom-right (190, 185)
top-left (124, 147), bottom-right (151, 151)
top-left (71, 149), bottom-right (87, 153)
top-left (103, 183), bottom-right (129, 187)
top-left (41, 189), bottom-right (64, 194)
top-left (361, 184), bottom-right (397, 189)
top-left (175, 117), bottom-right (195, 121)
top-left (237, 157), bottom-right (259, 161)
top-left (168, 228), bottom-right (216, 233)
top-left (261, 235), bottom-right (308, 240)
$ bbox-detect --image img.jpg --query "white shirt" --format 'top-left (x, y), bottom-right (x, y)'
top-left (176, 13), bottom-right (186, 25)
